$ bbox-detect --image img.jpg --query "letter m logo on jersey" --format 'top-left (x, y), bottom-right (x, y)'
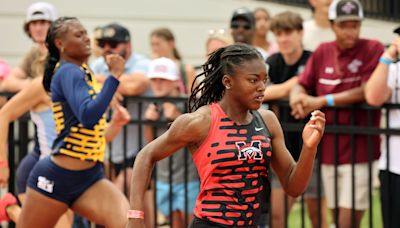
top-left (236, 140), bottom-right (263, 160)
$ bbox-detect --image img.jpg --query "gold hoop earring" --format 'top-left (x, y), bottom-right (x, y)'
top-left (61, 47), bottom-right (65, 53)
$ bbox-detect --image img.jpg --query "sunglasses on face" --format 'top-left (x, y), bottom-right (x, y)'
top-left (230, 21), bottom-right (252, 30)
top-left (98, 40), bottom-right (120, 48)
top-left (208, 28), bottom-right (227, 36)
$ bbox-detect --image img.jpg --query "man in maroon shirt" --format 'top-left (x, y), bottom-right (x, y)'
top-left (289, 0), bottom-right (383, 227)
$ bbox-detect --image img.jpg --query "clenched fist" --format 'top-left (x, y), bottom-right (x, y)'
top-left (106, 54), bottom-right (125, 79)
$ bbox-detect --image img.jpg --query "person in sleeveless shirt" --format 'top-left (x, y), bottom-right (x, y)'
top-left (127, 43), bottom-right (326, 228)
top-left (16, 17), bottom-right (130, 228)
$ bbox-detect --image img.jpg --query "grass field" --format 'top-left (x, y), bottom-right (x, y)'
top-left (288, 190), bottom-right (383, 228)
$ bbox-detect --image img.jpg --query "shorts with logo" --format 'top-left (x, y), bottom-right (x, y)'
top-left (16, 152), bottom-right (40, 194)
top-left (156, 180), bottom-right (199, 216)
top-left (27, 156), bottom-right (104, 206)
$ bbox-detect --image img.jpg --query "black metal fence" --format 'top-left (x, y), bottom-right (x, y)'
top-left (6, 96), bottom-right (400, 227)
top-left (259, 0), bottom-right (400, 21)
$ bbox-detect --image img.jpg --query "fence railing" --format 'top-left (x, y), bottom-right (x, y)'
top-left (7, 96), bottom-right (400, 227)
top-left (258, 0), bottom-right (400, 21)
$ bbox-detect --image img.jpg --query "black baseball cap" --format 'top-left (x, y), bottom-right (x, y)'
top-left (230, 7), bottom-right (255, 27)
top-left (394, 26), bottom-right (400, 35)
top-left (97, 23), bottom-right (130, 43)
top-left (328, 0), bottom-right (364, 22)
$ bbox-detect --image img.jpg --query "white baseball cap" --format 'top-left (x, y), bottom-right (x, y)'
top-left (25, 2), bottom-right (57, 23)
top-left (328, 0), bottom-right (363, 22)
top-left (147, 57), bottom-right (179, 81)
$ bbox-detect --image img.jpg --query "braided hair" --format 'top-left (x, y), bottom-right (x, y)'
top-left (189, 43), bottom-right (263, 112)
top-left (43, 17), bottom-right (78, 92)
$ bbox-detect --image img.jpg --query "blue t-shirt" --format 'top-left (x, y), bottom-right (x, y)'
top-left (90, 53), bottom-right (150, 76)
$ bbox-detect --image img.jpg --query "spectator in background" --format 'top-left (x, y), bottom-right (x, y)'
top-left (90, 22), bottom-right (150, 196)
top-left (2, 2), bottom-right (57, 92)
top-left (303, 0), bottom-right (335, 51)
top-left (193, 29), bottom-right (234, 93)
top-left (150, 27), bottom-right (196, 94)
top-left (364, 27), bottom-right (400, 228)
top-left (144, 57), bottom-right (199, 228)
top-left (90, 22), bottom-right (153, 227)
top-left (230, 7), bottom-right (256, 45)
top-left (253, 7), bottom-right (279, 60)
top-left (91, 23), bottom-right (150, 96)
top-left (264, 11), bottom-right (328, 228)
top-left (205, 29), bottom-right (233, 57)
top-left (289, 1), bottom-right (383, 227)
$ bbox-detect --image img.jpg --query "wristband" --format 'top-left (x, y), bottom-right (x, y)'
top-left (0, 160), bottom-right (8, 168)
top-left (379, 56), bottom-right (393, 65)
top-left (325, 94), bottom-right (335, 107)
top-left (127, 210), bottom-right (144, 219)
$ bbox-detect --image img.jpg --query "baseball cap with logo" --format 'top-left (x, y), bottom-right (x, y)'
top-left (328, 0), bottom-right (364, 22)
top-left (25, 2), bottom-right (57, 23)
top-left (230, 7), bottom-right (255, 28)
top-left (147, 58), bottom-right (179, 81)
top-left (97, 23), bottom-right (130, 43)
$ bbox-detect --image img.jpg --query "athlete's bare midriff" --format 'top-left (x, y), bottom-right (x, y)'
top-left (51, 154), bottom-right (97, 170)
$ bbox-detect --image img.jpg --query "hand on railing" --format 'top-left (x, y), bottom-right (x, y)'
top-left (162, 102), bottom-right (181, 121)
top-left (384, 37), bottom-right (400, 60)
top-left (290, 93), bottom-right (326, 119)
top-left (111, 103), bottom-right (131, 127)
top-left (144, 103), bottom-right (160, 121)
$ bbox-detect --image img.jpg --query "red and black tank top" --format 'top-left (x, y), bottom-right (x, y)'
top-left (192, 103), bottom-right (272, 227)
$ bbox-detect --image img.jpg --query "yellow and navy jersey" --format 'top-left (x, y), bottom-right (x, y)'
top-left (50, 62), bottom-right (119, 162)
